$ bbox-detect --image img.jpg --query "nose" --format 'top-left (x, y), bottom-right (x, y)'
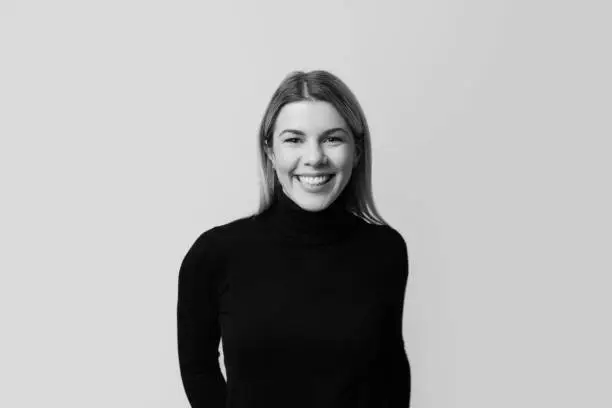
top-left (303, 140), bottom-right (328, 166)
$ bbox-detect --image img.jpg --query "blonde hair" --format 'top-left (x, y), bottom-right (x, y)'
top-left (251, 70), bottom-right (387, 225)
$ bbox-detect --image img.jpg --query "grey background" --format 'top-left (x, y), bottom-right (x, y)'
top-left (1, 1), bottom-right (610, 407)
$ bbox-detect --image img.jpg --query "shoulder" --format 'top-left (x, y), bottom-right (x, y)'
top-left (364, 223), bottom-right (409, 277)
top-left (383, 224), bottom-right (408, 260)
top-left (179, 216), bottom-right (256, 285)
top-left (185, 214), bottom-right (258, 259)
top-left (359, 221), bottom-right (407, 255)
top-left (180, 226), bottom-right (222, 271)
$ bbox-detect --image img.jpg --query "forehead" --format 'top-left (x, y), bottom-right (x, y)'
top-left (274, 101), bottom-right (348, 135)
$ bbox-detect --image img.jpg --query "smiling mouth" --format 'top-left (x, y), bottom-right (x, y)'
top-left (294, 174), bottom-right (335, 185)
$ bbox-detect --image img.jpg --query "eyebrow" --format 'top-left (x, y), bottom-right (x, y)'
top-left (278, 127), bottom-right (349, 138)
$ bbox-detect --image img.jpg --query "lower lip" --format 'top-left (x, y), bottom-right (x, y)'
top-left (295, 175), bottom-right (335, 192)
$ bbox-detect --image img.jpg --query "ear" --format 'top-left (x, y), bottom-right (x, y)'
top-left (264, 142), bottom-right (275, 167)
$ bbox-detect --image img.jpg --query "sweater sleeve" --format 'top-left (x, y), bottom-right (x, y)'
top-left (385, 227), bottom-right (411, 407)
top-left (177, 228), bottom-right (227, 407)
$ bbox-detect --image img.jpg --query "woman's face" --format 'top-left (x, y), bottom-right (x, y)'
top-left (266, 100), bottom-right (359, 212)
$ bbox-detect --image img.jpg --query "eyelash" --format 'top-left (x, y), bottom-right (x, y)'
top-left (285, 136), bottom-right (343, 144)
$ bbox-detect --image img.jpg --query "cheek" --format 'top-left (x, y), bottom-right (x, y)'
top-left (331, 149), bottom-right (355, 170)
top-left (272, 149), bottom-right (296, 170)
top-left (275, 160), bottom-right (293, 175)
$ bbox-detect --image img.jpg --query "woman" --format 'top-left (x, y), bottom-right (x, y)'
top-left (177, 70), bottom-right (411, 407)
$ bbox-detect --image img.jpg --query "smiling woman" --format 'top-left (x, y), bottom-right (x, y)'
top-left (255, 70), bottom-right (383, 223)
top-left (264, 99), bottom-right (358, 212)
top-left (177, 70), bottom-right (412, 408)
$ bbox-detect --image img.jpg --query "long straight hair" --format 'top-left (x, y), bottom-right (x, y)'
top-left (251, 70), bottom-right (387, 225)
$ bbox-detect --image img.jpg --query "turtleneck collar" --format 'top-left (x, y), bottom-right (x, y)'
top-left (262, 187), bottom-right (358, 246)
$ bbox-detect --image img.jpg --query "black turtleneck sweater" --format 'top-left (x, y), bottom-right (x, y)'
top-left (177, 188), bottom-right (411, 407)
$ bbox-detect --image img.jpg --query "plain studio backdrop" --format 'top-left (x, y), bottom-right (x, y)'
top-left (1, 1), bottom-right (610, 407)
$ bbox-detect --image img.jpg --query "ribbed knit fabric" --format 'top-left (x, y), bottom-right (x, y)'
top-left (177, 189), bottom-right (411, 407)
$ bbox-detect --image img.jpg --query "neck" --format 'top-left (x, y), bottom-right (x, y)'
top-left (263, 187), bottom-right (357, 246)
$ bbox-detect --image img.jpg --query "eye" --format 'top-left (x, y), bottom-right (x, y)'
top-left (326, 136), bottom-right (344, 143)
top-left (285, 137), bottom-right (301, 143)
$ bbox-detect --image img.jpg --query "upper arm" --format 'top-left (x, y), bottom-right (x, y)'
top-left (176, 227), bottom-right (227, 405)
top-left (386, 226), bottom-right (409, 288)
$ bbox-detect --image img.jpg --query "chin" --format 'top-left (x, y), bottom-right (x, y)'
top-left (296, 194), bottom-right (336, 211)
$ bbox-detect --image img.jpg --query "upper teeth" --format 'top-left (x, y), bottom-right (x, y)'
top-left (298, 175), bottom-right (331, 184)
